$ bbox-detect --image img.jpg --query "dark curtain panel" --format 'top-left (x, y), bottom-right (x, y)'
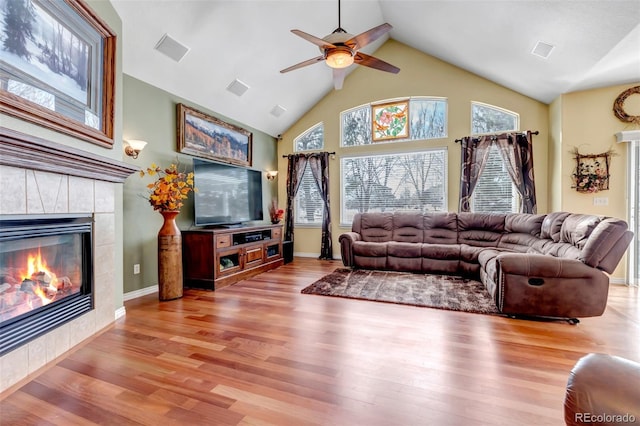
top-left (284, 154), bottom-right (308, 242)
top-left (459, 136), bottom-right (493, 212)
top-left (494, 131), bottom-right (537, 213)
top-left (308, 152), bottom-right (333, 260)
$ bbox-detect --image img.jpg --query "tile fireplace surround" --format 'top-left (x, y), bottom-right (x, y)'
top-left (0, 127), bottom-right (137, 393)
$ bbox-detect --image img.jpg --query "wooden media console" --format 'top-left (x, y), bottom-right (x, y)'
top-left (182, 224), bottom-right (284, 290)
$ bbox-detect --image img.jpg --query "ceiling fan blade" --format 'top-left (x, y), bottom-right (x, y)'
top-left (291, 29), bottom-right (337, 50)
top-left (354, 52), bottom-right (400, 74)
top-left (345, 23), bottom-right (392, 50)
top-left (333, 68), bottom-right (346, 90)
top-left (280, 56), bottom-right (325, 73)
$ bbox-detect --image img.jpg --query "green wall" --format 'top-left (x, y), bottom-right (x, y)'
top-left (121, 75), bottom-right (278, 294)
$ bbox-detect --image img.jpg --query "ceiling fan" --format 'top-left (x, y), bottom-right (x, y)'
top-left (279, 0), bottom-right (400, 90)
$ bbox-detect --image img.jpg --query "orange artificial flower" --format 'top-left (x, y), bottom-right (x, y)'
top-left (139, 163), bottom-right (196, 211)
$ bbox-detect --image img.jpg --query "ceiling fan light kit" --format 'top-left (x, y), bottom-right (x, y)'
top-left (325, 48), bottom-right (354, 69)
top-left (280, 0), bottom-right (399, 89)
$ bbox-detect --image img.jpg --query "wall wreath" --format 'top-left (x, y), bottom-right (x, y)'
top-left (613, 85), bottom-right (640, 124)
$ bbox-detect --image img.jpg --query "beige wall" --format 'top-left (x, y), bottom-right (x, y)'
top-left (121, 75), bottom-right (278, 294)
top-left (553, 83), bottom-right (640, 280)
top-left (279, 40), bottom-right (549, 259)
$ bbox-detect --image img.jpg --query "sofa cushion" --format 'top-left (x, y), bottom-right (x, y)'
top-left (581, 218), bottom-right (632, 272)
top-left (388, 242), bottom-right (423, 272)
top-left (359, 213), bottom-right (394, 242)
top-left (457, 213), bottom-right (505, 247)
top-left (505, 213), bottom-right (545, 237)
top-left (423, 212), bottom-right (458, 244)
top-left (478, 249), bottom-right (502, 299)
top-left (392, 212), bottom-right (424, 243)
top-left (560, 214), bottom-right (602, 250)
top-left (353, 241), bottom-right (388, 269)
top-left (353, 241), bottom-right (388, 257)
top-left (540, 211), bottom-right (571, 242)
top-left (498, 233), bottom-right (540, 253)
top-left (459, 244), bottom-right (486, 263)
top-left (388, 241), bottom-right (422, 257)
top-left (539, 241), bottom-right (582, 260)
top-left (421, 243), bottom-right (461, 259)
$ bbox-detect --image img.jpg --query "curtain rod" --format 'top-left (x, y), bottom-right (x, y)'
top-left (282, 152), bottom-right (336, 158)
top-left (454, 130), bottom-right (539, 143)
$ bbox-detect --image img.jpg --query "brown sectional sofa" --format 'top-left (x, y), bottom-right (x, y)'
top-left (339, 211), bottom-right (633, 320)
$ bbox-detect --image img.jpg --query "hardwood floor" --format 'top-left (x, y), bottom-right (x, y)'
top-left (1, 258), bottom-right (638, 425)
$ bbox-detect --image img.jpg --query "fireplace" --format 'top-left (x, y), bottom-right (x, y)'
top-left (0, 128), bottom-right (137, 392)
top-left (0, 214), bottom-right (93, 355)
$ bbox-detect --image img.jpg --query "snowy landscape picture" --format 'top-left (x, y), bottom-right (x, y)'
top-left (0, 0), bottom-right (91, 106)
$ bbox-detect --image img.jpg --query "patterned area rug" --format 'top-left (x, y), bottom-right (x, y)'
top-left (301, 268), bottom-right (500, 315)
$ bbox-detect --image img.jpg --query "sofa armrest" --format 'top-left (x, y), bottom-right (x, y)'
top-left (565, 353), bottom-right (640, 426)
top-left (495, 253), bottom-right (609, 318)
top-left (498, 253), bottom-right (601, 278)
top-left (339, 232), bottom-right (361, 267)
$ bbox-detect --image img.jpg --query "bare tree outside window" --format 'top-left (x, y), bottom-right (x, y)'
top-left (341, 150), bottom-right (447, 225)
top-left (470, 102), bottom-right (520, 213)
top-left (293, 123), bottom-right (325, 225)
top-left (294, 123), bottom-right (324, 151)
top-left (341, 98), bottom-right (447, 147)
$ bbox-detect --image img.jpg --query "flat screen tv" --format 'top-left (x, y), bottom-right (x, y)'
top-left (193, 159), bottom-right (263, 226)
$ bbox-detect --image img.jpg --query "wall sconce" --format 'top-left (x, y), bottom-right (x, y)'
top-left (266, 171), bottom-right (278, 181)
top-left (123, 139), bottom-right (147, 159)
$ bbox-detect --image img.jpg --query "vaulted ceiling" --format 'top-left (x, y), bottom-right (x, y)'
top-left (111, 0), bottom-right (640, 138)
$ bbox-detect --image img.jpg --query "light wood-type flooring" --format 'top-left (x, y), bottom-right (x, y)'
top-left (1, 258), bottom-right (638, 425)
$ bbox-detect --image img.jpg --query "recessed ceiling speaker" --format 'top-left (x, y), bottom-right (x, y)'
top-left (270, 105), bottom-right (287, 117)
top-left (154, 33), bottom-right (190, 63)
top-left (226, 79), bottom-right (251, 97)
top-left (531, 41), bottom-right (555, 59)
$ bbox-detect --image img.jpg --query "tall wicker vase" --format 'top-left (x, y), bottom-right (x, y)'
top-left (157, 210), bottom-right (183, 301)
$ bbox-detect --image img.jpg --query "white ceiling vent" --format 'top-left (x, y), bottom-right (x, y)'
top-left (270, 104), bottom-right (287, 117)
top-left (531, 41), bottom-right (555, 59)
top-left (226, 79), bottom-right (250, 97)
top-left (154, 33), bottom-right (190, 62)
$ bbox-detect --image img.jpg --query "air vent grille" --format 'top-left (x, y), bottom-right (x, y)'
top-left (226, 79), bottom-right (250, 97)
top-left (531, 41), bottom-right (555, 59)
top-left (154, 34), bottom-right (190, 62)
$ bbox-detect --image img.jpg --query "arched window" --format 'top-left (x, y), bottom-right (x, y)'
top-left (470, 102), bottom-right (520, 213)
top-left (294, 122), bottom-right (324, 152)
top-left (340, 97), bottom-right (447, 146)
top-left (293, 123), bottom-right (325, 225)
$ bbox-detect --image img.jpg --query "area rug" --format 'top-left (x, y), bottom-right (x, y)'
top-left (301, 268), bottom-right (500, 315)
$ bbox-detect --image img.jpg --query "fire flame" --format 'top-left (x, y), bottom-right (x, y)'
top-left (21, 250), bottom-right (59, 306)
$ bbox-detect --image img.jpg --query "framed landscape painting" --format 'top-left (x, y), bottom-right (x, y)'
top-left (0, 0), bottom-right (116, 148)
top-left (177, 103), bottom-right (252, 167)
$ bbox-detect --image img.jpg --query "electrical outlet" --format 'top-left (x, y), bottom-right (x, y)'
top-left (593, 197), bottom-right (609, 206)
top-left (133, 264), bottom-right (141, 274)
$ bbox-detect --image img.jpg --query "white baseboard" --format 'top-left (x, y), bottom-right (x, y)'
top-left (114, 306), bottom-right (126, 320)
top-left (123, 285), bottom-right (158, 301)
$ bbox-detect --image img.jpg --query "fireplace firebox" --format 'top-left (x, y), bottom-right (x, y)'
top-left (0, 214), bottom-right (93, 355)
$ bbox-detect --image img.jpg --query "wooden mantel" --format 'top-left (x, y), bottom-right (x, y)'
top-left (0, 127), bottom-right (138, 183)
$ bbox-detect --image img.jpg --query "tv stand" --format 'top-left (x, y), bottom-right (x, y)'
top-left (182, 224), bottom-right (283, 290)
